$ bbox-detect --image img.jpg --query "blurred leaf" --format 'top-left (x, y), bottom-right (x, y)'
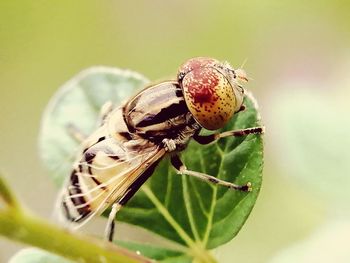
top-left (117, 241), bottom-right (191, 263)
top-left (270, 88), bottom-right (350, 208)
top-left (9, 248), bottom-right (72, 263)
top-left (39, 67), bottom-right (263, 260)
top-left (269, 220), bottom-right (350, 263)
top-left (39, 67), bottom-right (149, 185)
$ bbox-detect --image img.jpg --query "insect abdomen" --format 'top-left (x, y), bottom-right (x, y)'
top-left (61, 169), bottom-right (92, 222)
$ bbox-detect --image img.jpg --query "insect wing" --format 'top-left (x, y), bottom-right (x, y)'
top-left (57, 136), bottom-right (165, 229)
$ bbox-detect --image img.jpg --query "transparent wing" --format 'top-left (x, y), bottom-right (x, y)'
top-left (56, 136), bottom-right (165, 230)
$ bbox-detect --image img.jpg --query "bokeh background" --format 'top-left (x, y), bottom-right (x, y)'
top-left (1, 0), bottom-right (349, 262)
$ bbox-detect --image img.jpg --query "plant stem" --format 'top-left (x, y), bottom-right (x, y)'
top-left (0, 173), bottom-right (151, 263)
top-left (190, 245), bottom-right (218, 263)
top-left (0, 209), bottom-right (152, 263)
top-left (0, 174), bottom-right (20, 209)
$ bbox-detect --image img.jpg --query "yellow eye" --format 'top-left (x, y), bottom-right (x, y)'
top-left (179, 62), bottom-right (240, 130)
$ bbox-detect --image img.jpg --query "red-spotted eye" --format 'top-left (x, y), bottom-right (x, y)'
top-left (177, 57), bottom-right (245, 130)
top-left (177, 57), bottom-right (219, 81)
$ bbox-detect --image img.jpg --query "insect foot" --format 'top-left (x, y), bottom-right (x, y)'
top-left (234, 182), bottom-right (252, 192)
top-left (162, 138), bottom-right (177, 152)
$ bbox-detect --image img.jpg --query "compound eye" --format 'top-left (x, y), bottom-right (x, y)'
top-left (177, 57), bottom-right (218, 82)
top-left (181, 67), bottom-right (237, 130)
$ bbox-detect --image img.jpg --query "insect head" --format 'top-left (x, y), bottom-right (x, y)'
top-left (177, 57), bottom-right (247, 130)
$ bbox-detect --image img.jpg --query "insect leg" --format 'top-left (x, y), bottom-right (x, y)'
top-left (104, 202), bottom-right (122, 242)
top-left (66, 123), bottom-right (87, 143)
top-left (237, 104), bottom-right (246, 113)
top-left (193, 126), bottom-right (264, 145)
top-left (170, 155), bottom-right (251, 191)
top-left (97, 101), bottom-right (114, 125)
top-left (104, 160), bottom-right (161, 242)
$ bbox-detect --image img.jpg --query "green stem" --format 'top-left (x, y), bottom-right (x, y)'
top-left (190, 245), bottom-right (218, 263)
top-left (0, 174), bottom-right (20, 209)
top-left (0, 209), bottom-right (152, 263)
top-left (0, 173), bottom-right (151, 263)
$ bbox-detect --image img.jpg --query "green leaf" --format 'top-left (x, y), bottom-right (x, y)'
top-left (269, 89), bottom-right (350, 207)
top-left (117, 241), bottom-right (191, 262)
top-left (39, 67), bottom-right (149, 185)
top-left (39, 67), bottom-right (263, 261)
top-left (9, 248), bottom-right (72, 263)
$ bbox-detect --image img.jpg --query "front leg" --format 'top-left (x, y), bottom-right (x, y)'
top-left (66, 101), bottom-right (114, 143)
top-left (170, 155), bottom-right (251, 191)
top-left (97, 101), bottom-right (114, 125)
top-left (193, 126), bottom-right (264, 145)
top-left (66, 123), bottom-right (87, 143)
top-left (162, 138), bottom-right (177, 152)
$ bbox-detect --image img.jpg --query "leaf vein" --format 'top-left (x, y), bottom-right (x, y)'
top-left (141, 185), bottom-right (196, 248)
top-left (188, 178), bottom-right (210, 217)
top-left (182, 176), bottom-right (201, 241)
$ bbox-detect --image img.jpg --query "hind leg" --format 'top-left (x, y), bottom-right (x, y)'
top-left (104, 203), bottom-right (122, 242)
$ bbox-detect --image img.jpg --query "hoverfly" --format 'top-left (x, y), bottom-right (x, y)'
top-left (58, 57), bottom-right (264, 242)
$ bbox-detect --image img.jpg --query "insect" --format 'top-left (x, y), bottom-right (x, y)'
top-left (58, 57), bottom-right (264, 242)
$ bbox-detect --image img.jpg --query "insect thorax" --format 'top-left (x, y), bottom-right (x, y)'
top-left (123, 81), bottom-right (200, 150)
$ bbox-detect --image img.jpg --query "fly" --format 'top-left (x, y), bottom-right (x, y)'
top-left (58, 57), bottom-right (264, 242)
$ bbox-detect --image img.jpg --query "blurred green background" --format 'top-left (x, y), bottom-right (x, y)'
top-left (1, 0), bottom-right (349, 262)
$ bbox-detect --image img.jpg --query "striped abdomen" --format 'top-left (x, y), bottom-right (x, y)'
top-left (60, 107), bottom-right (160, 224)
